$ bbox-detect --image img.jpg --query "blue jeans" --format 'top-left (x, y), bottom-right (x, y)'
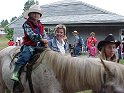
top-left (83, 45), bottom-right (87, 52)
top-left (73, 45), bottom-right (80, 56)
top-left (15, 46), bottom-right (33, 66)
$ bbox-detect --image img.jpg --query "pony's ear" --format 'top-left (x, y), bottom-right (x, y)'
top-left (100, 58), bottom-right (114, 77)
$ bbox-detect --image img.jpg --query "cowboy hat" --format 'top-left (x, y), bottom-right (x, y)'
top-left (72, 30), bottom-right (79, 34)
top-left (23, 4), bottom-right (43, 19)
top-left (97, 34), bottom-right (120, 51)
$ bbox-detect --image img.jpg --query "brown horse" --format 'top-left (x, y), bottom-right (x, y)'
top-left (0, 46), bottom-right (124, 93)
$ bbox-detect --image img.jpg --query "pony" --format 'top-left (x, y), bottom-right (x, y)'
top-left (0, 46), bottom-right (124, 93)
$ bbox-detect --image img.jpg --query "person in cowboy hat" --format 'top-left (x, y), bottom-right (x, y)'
top-left (72, 30), bottom-right (82, 57)
top-left (48, 24), bottom-right (69, 55)
top-left (11, 4), bottom-right (48, 81)
top-left (97, 34), bottom-right (120, 62)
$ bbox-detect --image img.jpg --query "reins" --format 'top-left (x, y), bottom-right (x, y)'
top-left (26, 48), bottom-right (51, 93)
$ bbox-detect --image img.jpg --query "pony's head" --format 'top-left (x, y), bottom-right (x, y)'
top-left (101, 59), bottom-right (124, 93)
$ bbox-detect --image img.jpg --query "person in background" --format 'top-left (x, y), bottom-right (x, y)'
top-left (116, 42), bottom-right (123, 63)
top-left (81, 38), bottom-right (86, 52)
top-left (7, 39), bottom-right (15, 46)
top-left (11, 4), bottom-right (48, 81)
top-left (87, 32), bottom-right (97, 51)
top-left (88, 43), bottom-right (97, 57)
top-left (48, 24), bottom-right (68, 55)
top-left (72, 30), bottom-right (81, 57)
top-left (45, 32), bottom-right (50, 40)
top-left (97, 34), bottom-right (120, 62)
top-left (83, 38), bottom-right (88, 52)
top-left (16, 34), bottom-right (23, 46)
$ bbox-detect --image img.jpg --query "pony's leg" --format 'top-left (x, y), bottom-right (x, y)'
top-left (0, 63), bottom-right (11, 93)
top-left (5, 89), bottom-right (11, 93)
top-left (0, 66), bottom-right (6, 93)
top-left (0, 85), bottom-right (5, 93)
top-left (0, 81), bottom-right (6, 93)
top-left (0, 82), bottom-right (11, 93)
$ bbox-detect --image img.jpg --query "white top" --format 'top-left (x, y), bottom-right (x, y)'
top-left (56, 39), bottom-right (65, 55)
top-left (16, 36), bottom-right (22, 42)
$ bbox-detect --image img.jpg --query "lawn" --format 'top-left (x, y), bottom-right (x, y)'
top-left (119, 59), bottom-right (124, 64)
top-left (0, 36), bottom-right (8, 50)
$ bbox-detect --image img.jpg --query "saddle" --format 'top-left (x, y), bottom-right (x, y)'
top-left (12, 47), bottom-right (46, 93)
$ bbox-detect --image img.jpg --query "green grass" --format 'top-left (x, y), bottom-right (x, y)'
top-left (119, 59), bottom-right (124, 64)
top-left (0, 36), bottom-right (8, 50)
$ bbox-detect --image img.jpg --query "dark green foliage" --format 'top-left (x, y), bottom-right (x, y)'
top-left (23, 0), bottom-right (36, 11)
top-left (0, 20), bottom-right (9, 27)
top-left (4, 27), bottom-right (14, 40)
top-left (119, 59), bottom-right (124, 64)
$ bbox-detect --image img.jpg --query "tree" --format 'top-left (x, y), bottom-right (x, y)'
top-left (4, 27), bottom-right (14, 40)
top-left (0, 20), bottom-right (9, 28)
top-left (10, 16), bottom-right (17, 22)
top-left (23, 0), bottom-right (36, 11)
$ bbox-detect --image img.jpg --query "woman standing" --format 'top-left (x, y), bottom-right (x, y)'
top-left (48, 24), bottom-right (68, 55)
top-left (87, 32), bottom-right (97, 51)
top-left (72, 30), bottom-right (81, 57)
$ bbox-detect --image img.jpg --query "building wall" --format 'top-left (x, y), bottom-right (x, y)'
top-left (12, 23), bottom-right (123, 45)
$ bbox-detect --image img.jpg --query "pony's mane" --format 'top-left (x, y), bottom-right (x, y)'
top-left (37, 48), bottom-right (105, 91)
top-left (36, 48), bottom-right (124, 92)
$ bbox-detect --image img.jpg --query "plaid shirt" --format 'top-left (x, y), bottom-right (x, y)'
top-left (23, 23), bottom-right (43, 43)
top-left (22, 23), bottom-right (46, 53)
